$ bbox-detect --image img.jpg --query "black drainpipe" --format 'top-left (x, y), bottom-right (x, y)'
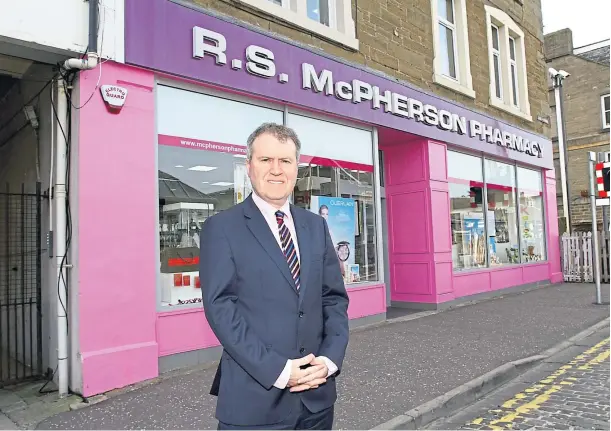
top-left (89, 0), bottom-right (99, 54)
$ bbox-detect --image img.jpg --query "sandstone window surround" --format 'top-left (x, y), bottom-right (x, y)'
top-left (484, 5), bottom-right (532, 122)
top-left (430, 0), bottom-right (475, 99)
top-left (237, 0), bottom-right (358, 50)
top-left (601, 94), bottom-right (610, 129)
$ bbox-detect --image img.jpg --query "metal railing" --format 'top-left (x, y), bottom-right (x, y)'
top-left (0, 183), bottom-right (43, 387)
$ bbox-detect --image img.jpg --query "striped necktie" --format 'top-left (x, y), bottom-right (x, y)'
top-left (275, 210), bottom-right (301, 290)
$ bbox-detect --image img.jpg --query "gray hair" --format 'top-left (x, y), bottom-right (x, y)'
top-left (246, 123), bottom-right (301, 161)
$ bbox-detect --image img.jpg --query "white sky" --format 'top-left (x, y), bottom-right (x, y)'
top-left (542, 0), bottom-right (611, 48)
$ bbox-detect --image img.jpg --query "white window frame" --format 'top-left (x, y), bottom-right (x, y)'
top-left (437, 0), bottom-right (460, 81)
top-left (237, 0), bottom-right (358, 50)
top-left (430, 0), bottom-right (475, 99)
top-left (601, 94), bottom-right (610, 129)
top-left (485, 6), bottom-right (531, 121)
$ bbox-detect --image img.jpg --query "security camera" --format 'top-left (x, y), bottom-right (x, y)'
top-left (548, 67), bottom-right (570, 79)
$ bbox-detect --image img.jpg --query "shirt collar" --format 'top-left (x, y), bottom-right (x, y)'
top-left (251, 192), bottom-right (292, 221)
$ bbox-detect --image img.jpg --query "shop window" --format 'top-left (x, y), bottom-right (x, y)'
top-left (156, 85), bottom-right (283, 307)
top-left (156, 86), bottom-right (380, 305)
top-left (288, 113), bottom-right (378, 285)
top-left (517, 167), bottom-right (546, 263)
top-left (448, 151), bottom-right (486, 271)
top-left (485, 160), bottom-right (520, 266)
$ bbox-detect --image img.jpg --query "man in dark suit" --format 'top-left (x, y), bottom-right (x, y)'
top-left (200, 123), bottom-right (350, 430)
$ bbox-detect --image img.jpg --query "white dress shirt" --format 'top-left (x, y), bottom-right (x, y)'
top-left (251, 192), bottom-right (338, 389)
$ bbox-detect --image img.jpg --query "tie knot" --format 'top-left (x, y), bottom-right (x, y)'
top-left (275, 210), bottom-right (285, 224)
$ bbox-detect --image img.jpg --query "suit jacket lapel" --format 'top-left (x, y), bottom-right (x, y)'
top-left (243, 196), bottom-right (298, 293)
top-left (291, 205), bottom-right (310, 304)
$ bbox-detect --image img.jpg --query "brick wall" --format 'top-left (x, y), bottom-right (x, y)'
top-left (187, 0), bottom-right (550, 136)
top-left (545, 33), bottom-right (610, 231)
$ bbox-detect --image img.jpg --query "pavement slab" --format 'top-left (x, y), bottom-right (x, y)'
top-left (31, 283), bottom-right (609, 430)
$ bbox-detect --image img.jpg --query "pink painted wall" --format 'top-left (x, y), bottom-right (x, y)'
top-left (545, 168), bottom-right (563, 283)
top-left (76, 61), bottom-right (386, 396)
top-left (381, 134), bottom-right (561, 306)
top-left (383, 137), bottom-right (444, 304)
top-left (77, 62), bottom-right (159, 397)
top-left (157, 284), bottom-right (386, 356)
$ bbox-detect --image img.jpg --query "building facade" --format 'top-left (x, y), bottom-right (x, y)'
top-left (1, 0), bottom-right (561, 398)
top-left (0, 0), bottom-right (122, 390)
top-left (545, 29), bottom-right (610, 232)
top-left (66, 0), bottom-right (560, 397)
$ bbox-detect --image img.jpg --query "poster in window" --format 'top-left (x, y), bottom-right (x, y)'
top-left (310, 196), bottom-right (356, 283)
top-left (463, 215), bottom-right (487, 266)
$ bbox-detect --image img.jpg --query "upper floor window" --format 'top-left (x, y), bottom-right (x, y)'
top-left (431, 0), bottom-right (475, 98)
top-left (601, 94), bottom-right (610, 129)
top-left (485, 6), bottom-right (531, 121)
top-left (248, 0), bottom-right (357, 49)
top-left (306, 0), bottom-right (335, 28)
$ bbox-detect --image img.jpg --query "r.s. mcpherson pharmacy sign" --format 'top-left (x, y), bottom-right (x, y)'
top-left (192, 26), bottom-right (543, 159)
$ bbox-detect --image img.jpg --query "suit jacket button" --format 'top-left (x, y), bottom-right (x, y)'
top-left (299, 311), bottom-right (304, 318)
top-left (300, 347), bottom-right (305, 354)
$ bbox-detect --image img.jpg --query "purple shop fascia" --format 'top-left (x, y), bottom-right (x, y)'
top-left (194, 26), bottom-right (543, 160)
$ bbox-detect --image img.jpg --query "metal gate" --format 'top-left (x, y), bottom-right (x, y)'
top-left (0, 183), bottom-right (43, 387)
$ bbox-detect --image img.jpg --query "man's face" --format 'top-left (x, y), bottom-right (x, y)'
top-left (247, 132), bottom-right (298, 208)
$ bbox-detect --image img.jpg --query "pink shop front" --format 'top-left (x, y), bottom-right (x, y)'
top-left (69, 0), bottom-right (561, 397)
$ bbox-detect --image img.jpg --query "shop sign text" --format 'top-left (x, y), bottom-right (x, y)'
top-left (192, 26), bottom-right (542, 158)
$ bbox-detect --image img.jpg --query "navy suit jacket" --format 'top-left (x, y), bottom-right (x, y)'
top-left (200, 194), bottom-right (350, 427)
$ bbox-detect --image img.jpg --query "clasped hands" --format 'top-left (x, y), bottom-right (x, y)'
top-left (287, 353), bottom-right (328, 393)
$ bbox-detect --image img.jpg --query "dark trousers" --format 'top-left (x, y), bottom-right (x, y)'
top-left (217, 402), bottom-right (334, 430)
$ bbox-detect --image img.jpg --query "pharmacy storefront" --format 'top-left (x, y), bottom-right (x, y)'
top-left (70, 0), bottom-right (560, 396)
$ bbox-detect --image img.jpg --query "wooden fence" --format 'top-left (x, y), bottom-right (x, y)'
top-left (560, 231), bottom-right (610, 283)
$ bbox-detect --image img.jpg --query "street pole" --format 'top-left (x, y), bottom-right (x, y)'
top-left (588, 151), bottom-right (602, 304)
top-left (551, 69), bottom-right (571, 233)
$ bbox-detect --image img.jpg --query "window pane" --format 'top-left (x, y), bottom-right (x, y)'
top-left (439, 24), bottom-right (457, 79)
top-left (438, 0), bottom-right (454, 23)
top-left (269, 0), bottom-right (282, 5)
top-left (448, 150), bottom-right (483, 182)
top-left (293, 165), bottom-right (378, 285)
top-left (485, 160), bottom-right (519, 266)
top-left (491, 26), bottom-right (499, 50)
top-left (307, 0), bottom-right (330, 26)
top-left (450, 182), bottom-right (487, 271)
top-left (291, 114), bottom-right (377, 285)
top-left (449, 151), bottom-right (486, 271)
top-left (493, 55), bottom-right (502, 99)
top-left (509, 37), bottom-right (516, 60)
top-left (287, 113), bottom-right (373, 165)
top-left (156, 87), bottom-right (283, 307)
top-left (606, 111), bottom-right (610, 127)
top-left (159, 147), bottom-right (248, 306)
top-left (605, 95), bottom-right (610, 111)
top-left (511, 64), bottom-right (519, 107)
top-left (517, 168), bottom-right (546, 262)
